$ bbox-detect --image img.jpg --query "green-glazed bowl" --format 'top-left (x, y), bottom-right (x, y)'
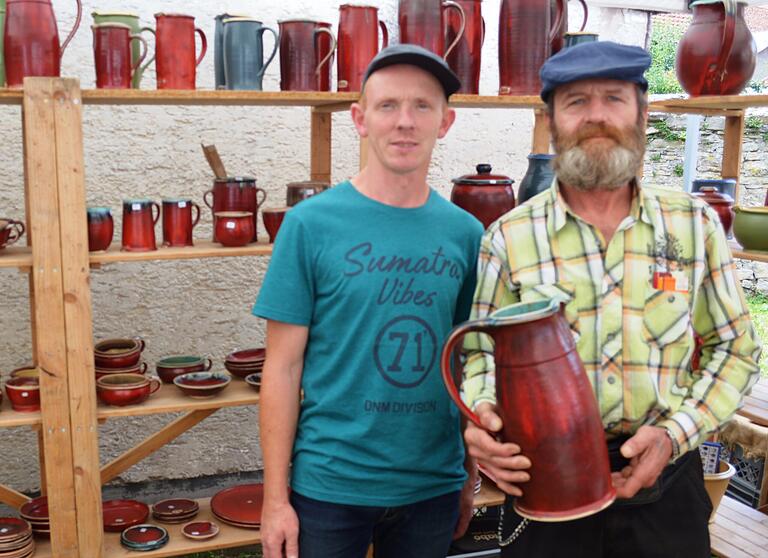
top-left (733, 206), bottom-right (768, 251)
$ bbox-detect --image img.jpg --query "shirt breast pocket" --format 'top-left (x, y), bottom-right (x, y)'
top-left (642, 289), bottom-right (692, 348)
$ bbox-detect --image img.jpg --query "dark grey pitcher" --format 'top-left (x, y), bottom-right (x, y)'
top-left (222, 17), bottom-right (278, 90)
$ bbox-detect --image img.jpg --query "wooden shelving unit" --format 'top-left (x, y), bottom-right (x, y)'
top-left (2, 81), bottom-right (763, 557)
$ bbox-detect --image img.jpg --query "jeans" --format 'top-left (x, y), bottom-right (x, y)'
top-left (290, 489), bottom-right (461, 558)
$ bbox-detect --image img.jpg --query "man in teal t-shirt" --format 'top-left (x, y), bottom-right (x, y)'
top-left (253, 45), bottom-right (484, 558)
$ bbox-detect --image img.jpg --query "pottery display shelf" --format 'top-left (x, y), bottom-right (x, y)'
top-left (89, 240), bottom-right (273, 266)
top-left (0, 246), bottom-right (32, 269)
top-left (729, 241), bottom-right (768, 264)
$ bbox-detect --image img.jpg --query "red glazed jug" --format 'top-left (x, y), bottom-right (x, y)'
top-left (399, 0), bottom-right (466, 59)
top-left (92, 23), bottom-right (148, 89)
top-left (499, 0), bottom-right (563, 95)
top-left (675, 0), bottom-right (756, 97)
top-left (444, 0), bottom-right (483, 94)
top-left (122, 199), bottom-right (160, 252)
top-left (4, 0), bottom-right (82, 87)
top-left (451, 164), bottom-right (515, 229)
top-left (151, 13), bottom-right (207, 90)
top-left (203, 177), bottom-right (267, 242)
top-left (279, 20), bottom-right (337, 92)
top-left (550, 0), bottom-right (588, 55)
top-left (441, 299), bottom-right (616, 521)
top-left (337, 5), bottom-right (388, 92)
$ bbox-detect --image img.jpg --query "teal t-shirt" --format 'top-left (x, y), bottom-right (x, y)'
top-left (252, 181), bottom-right (483, 506)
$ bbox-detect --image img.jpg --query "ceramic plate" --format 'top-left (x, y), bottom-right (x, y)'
top-left (120, 524), bottom-right (168, 546)
top-left (102, 500), bottom-right (149, 532)
top-left (151, 498), bottom-right (198, 517)
top-left (211, 510), bottom-right (260, 530)
top-left (181, 520), bottom-right (220, 541)
top-left (210, 484), bottom-right (264, 525)
top-left (18, 497), bottom-right (48, 522)
top-left (0, 518), bottom-right (31, 542)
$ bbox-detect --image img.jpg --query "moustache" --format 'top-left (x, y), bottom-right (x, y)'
top-left (568, 123), bottom-right (632, 149)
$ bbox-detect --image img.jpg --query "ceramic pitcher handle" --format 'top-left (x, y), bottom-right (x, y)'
top-left (195, 28), bottom-right (208, 67)
top-left (203, 358), bottom-right (213, 371)
top-left (315, 28), bottom-right (337, 77)
top-left (549, 0), bottom-right (565, 44)
top-left (379, 21), bottom-right (389, 49)
top-left (138, 27), bottom-right (156, 77)
top-left (713, 0), bottom-right (737, 84)
top-left (134, 336), bottom-right (146, 352)
top-left (60, 0), bottom-right (83, 58)
top-left (148, 377), bottom-right (162, 395)
top-left (440, 318), bottom-right (494, 430)
top-left (575, 0), bottom-right (589, 32)
top-left (6, 220), bottom-right (25, 245)
top-left (129, 35), bottom-right (149, 77)
top-left (151, 202), bottom-right (161, 225)
top-left (255, 187), bottom-right (267, 207)
top-left (481, 16), bottom-right (486, 47)
top-left (442, 1), bottom-right (465, 60)
top-left (191, 202), bottom-right (201, 227)
top-left (138, 362), bottom-right (148, 374)
top-left (203, 190), bottom-right (214, 210)
top-left (258, 27), bottom-right (280, 79)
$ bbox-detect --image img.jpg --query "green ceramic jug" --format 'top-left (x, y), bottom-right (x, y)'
top-left (0, 0), bottom-right (6, 86)
top-left (91, 11), bottom-right (153, 88)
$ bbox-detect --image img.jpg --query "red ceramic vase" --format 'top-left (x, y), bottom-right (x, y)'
top-left (499, 0), bottom-right (563, 95)
top-left (122, 199), bottom-right (160, 252)
top-left (337, 5), bottom-right (388, 92)
top-left (441, 299), bottom-right (616, 521)
top-left (693, 186), bottom-right (735, 236)
top-left (444, 0), bottom-right (483, 94)
top-left (262, 207), bottom-right (288, 244)
top-left (4, 0), bottom-right (82, 87)
top-left (278, 20), bottom-right (336, 91)
top-left (399, 0), bottom-right (465, 59)
top-left (86, 207), bottom-right (113, 252)
top-left (214, 211), bottom-right (254, 247)
top-left (92, 23), bottom-right (147, 89)
top-left (0, 218), bottom-right (25, 249)
top-left (203, 177), bottom-right (266, 242)
top-left (676, 1), bottom-right (756, 97)
top-left (550, 0), bottom-right (588, 55)
top-left (162, 199), bottom-right (201, 247)
top-left (152, 13), bottom-right (207, 90)
top-left (451, 164), bottom-right (515, 229)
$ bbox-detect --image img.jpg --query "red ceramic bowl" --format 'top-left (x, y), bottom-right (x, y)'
top-left (173, 372), bottom-right (231, 398)
top-left (226, 348), bottom-right (266, 364)
top-left (4, 377), bottom-right (41, 412)
top-left (0, 517), bottom-right (32, 541)
top-left (214, 211), bottom-right (254, 247)
top-left (9, 365), bottom-right (37, 380)
top-left (19, 497), bottom-right (48, 522)
top-left (94, 337), bottom-right (145, 369)
top-left (96, 373), bottom-right (160, 407)
top-left (223, 362), bottom-right (262, 379)
top-left (182, 520), bottom-right (219, 541)
top-left (156, 356), bottom-right (212, 384)
top-left (95, 361), bottom-right (148, 380)
top-left (102, 499), bottom-right (149, 532)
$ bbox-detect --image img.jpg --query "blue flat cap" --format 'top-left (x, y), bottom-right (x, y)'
top-left (540, 41), bottom-right (652, 102)
top-left (363, 44), bottom-right (461, 99)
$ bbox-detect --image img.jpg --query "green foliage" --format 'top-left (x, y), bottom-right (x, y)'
top-left (647, 22), bottom-right (684, 94)
top-left (673, 163), bottom-right (684, 177)
top-left (650, 153), bottom-right (662, 162)
top-left (746, 293), bottom-right (768, 377)
top-left (746, 116), bottom-right (764, 130)
top-left (654, 120), bottom-right (686, 142)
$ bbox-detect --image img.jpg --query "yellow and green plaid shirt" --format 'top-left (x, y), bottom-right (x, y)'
top-left (462, 181), bottom-right (762, 456)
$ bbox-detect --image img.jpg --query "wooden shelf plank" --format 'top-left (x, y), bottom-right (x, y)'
top-left (450, 94), bottom-right (544, 109)
top-left (729, 241), bottom-right (768, 264)
top-left (0, 245), bottom-right (31, 269)
top-left (651, 94), bottom-right (768, 111)
top-left (96, 378), bottom-right (259, 420)
top-left (89, 240), bottom-right (273, 265)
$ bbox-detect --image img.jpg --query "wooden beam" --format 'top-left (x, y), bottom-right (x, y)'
top-left (532, 109), bottom-right (551, 154)
top-left (35, 425), bottom-right (47, 496)
top-left (0, 484), bottom-right (31, 508)
top-left (723, 113), bottom-right (745, 201)
top-left (310, 109), bottom-right (332, 183)
top-left (100, 409), bottom-right (217, 484)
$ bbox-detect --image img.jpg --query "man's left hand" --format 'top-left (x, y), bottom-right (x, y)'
top-left (453, 464), bottom-right (478, 539)
top-left (612, 425), bottom-right (673, 499)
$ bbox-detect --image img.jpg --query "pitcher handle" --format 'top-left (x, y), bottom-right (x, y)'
top-left (195, 28), bottom-right (208, 67)
top-left (6, 220), bottom-right (25, 245)
top-left (575, 0), bottom-right (589, 32)
top-left (134, 336), bottom-right (146, 352)
top-left (379, 21), bottom-right (389, 49)
top-left (255, 187), bottom-right (267, 207)
top-left (442, 0), bottom-right (465, 60)
top-left (203, 357), bottom-right (213, 371)
top-left (60, 0), bottom-right (83, 58)
top-left (138, 27), bottom-right (156, 78)
top-left (440, 318), bottom-right (495, 431)
top-left (549, 0), bottom-right (565, 44)
top-left (712, 0), bottom-right (737, 85)
top-left (129, 34), bottom-right (149, 80)
top-left (314, 28), bottom-right (337, 77)
top-left (151, 202), bottom-right (161, 225)
top-left (257, 26), bottom-right (280, 79)
top-left (191, 202), bottom-right (201, 227)
top-left (203, 189), bottom-right (214, 209)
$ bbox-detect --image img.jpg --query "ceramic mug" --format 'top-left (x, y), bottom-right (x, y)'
top-left (87, 207), bottom-right (114, 251)
top-left (91, 23), bottom-right (148, 89)
top-left (96, 373), bottom-right (161, 407)
top-left (262, 207), bottom-right (289, 243)
top-left (214, 211), bottom-right (254, 247)
top-left (286, 181), bottom-right (329, 206)
top-left (122, 199), bottom-right (160, 252)
top-left (0, 218), bottom-right (25, 249)
top-left (162, 198), bottom-right (200, 247)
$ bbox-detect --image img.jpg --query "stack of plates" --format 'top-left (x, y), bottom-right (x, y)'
top-left (224, 349), bottom-right (265, 379)
top-left (120, 524), bottom-right (169, 552)
top-left (151, 498), bottom-right (199, 524)
top-left (0, 517), bottom-right (34, 558)
top-left (18, 497), bottom-right (49, 539)
top-left (210, 483), bottom-right (263, 529)
top-left (103, 500), bottom-right (149, 533)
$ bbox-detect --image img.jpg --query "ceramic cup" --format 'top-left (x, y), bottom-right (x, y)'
top-left (87, 207), bottom-right (114, 252)
top-left (95, 361), bottom-right (148, 380)
top-left (285, 181), bottom-right (329, 207)
top-left (0, 218), bottom-right (25, 249)
top-left (156, 355), bottom-right (213, 384)
top-left (96, 373), bottom-right (161, 407)
top-left (5, 377), bottom-right (41, 412)
top-left (214, 211), bottom-right (254, 247)
top-left (94, 337), bottom-right (146, 369)
top-left (162, 198), bottom-right (201, 247)
top-left (262, 207), bottom-right (289, 243)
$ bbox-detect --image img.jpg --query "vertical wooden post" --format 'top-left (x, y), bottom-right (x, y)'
top-left (35, 425), bottom-right (47, 496)
top-left (722, 112), bottom-right (745, 202)
top-left (310, 108), bottom-right (332, 183)
top-left (532, 109), bottom-right (551, 154)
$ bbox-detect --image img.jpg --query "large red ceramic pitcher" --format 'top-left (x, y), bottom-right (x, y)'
top-left (441, 299), bottom-right (616, 521)
top-left (337, 5), bottom-right (388, 92)
top-left (4, 0), bottom-right (82, 87)
top-left (499, 0), bottom-right (563, 95)
top-left (444, 0), bottom-right (483, 94)
top-left (550, 0), bottom-right (588, 54)
top-left (152, 13), bottom-right (207, 90)
top-left (675, 0), bottom-right (756, 96)
top-left (399, 0), bottom-right (465, 59)
top-left (279, 20), bottom-right (337, 91)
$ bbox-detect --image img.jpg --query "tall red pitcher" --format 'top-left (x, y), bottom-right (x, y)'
top-left (4, 0), bottom-right (82, 87)
top-left (675, 0), bottom-right (756, 96)
top-left (441, 299), bottom-right (616, 521)
top-left (337, 5), bottom-right (388, 92)
top-left (499, 0), bottom-right (563, 95)
top-left (550, 0), bottom-right (588, 54)
top-left (152, 13), bottom-right (207, 90)
top-left (399, 0), bottom-right (465, 59)
top-left (444, 0), bottom-right (483, 94)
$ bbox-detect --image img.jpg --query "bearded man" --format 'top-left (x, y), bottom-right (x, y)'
top-left (460, 41), bottom-right (761, 557)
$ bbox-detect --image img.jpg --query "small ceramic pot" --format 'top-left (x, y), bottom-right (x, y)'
top-left (5, 377), bottom-right (41, 412)
top-left (733, 206), bottom-right (768, 252)
top-left (262, 207), bottom-right (289, 243)
top-left (156, 355), bottom-right (213, 384)
top-left (96, 373), bottom-right (160, 407)
top-left (286, 181), bottom-right (329, 206)
top-left (94, 337), bottom-right (145, 369)
top-left (95, 361), bottom-right (148, 380)
top-left (173, 371), bottom-right (231, 398)
top-left (0, 218), bottom-right (25, 250)
top-left (214, 211), bottom-right (254, 247)
top-left (87, 207), bottom-right (114, 251)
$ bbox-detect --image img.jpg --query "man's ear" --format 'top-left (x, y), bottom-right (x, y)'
top-left (437, 107), bottom-right (457, 139)
top-left (350, 102), bottom-right (368, 138)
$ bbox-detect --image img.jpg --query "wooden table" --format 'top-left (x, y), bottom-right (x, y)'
top-left (741, 377), bottom-right (768, 428)
top-left (710, 496), bottom-right (768, 557)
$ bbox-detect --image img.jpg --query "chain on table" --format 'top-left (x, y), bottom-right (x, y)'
top-left (497, 504), bottom-right (529, 547)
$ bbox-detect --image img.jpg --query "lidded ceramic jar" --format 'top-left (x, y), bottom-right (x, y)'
top-left (450, 163), bottom-right (515, 229)
top-left (693, 186), bottom-right (734, 236)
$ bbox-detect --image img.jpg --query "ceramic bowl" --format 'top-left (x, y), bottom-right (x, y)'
top-left (96, 373), bottom-right (160, 407)
top-left (156, 355), bottom-right (213, 384)
top-left (102, 500), bottom-right (149, 533)
top-left (214, 211), bottom-right (254, 247)
top-left (94, 361), bottom-right (148, 380)
top-left (94, 337), bottom-right (145, 369)
top-left (244, 372), bottom-right (262, 392)
top-left (4, 377), bottom-right (41, 412)
top-left (226, 348), bottom-right (266, 364)
top-left (151, 498), bottom-right (199, 519)
top-left (733, 206), bottom-right (768, 252)
top-left (182, 520), bottom-right (220, 541)
top-left (223, 362), bottom-right (263, 379)
top-left (9, 366), bottom-right (38, 380)
top-left (173, 372), bottom-right (231, 398)
top-left (120, 524), bottom-right (168, 550)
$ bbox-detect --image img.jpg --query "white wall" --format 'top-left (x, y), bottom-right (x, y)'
top-left (0, 0), bottom-right (650, 491)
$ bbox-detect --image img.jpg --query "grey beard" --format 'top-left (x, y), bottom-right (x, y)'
top-left (553, 144), bottom-right (642, 191)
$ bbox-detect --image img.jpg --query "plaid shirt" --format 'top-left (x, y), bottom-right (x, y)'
top-left (462, 181), bottom-right (762, 456)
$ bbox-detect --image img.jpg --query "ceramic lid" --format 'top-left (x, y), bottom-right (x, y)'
top-left (452, 164), bottom-right (514, 186)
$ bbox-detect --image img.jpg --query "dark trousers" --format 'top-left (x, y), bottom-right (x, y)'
top-left (500, 448), bottom-right (713, 558)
